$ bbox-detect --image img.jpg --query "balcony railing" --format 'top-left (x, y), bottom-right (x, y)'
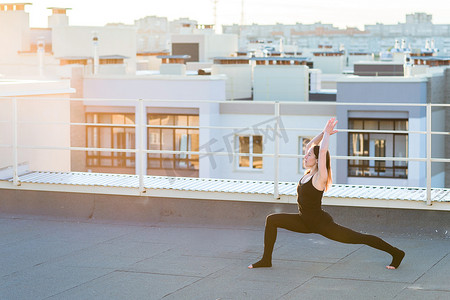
top-left (0, 97), bottom-right (449, 206)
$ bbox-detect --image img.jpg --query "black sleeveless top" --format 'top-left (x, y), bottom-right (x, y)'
top-left (297, 174), bottom-right (323, 213)
top-left (297, 174), bottom-right (334, 229)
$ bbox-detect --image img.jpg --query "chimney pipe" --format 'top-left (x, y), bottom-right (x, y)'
top-left (37, 37), bottom-right (45, 77)
top-left (92, 32), bottom-right (99, 75)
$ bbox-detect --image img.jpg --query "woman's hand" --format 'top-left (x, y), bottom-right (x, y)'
top-left (323, 118), bottom-right (338, 136)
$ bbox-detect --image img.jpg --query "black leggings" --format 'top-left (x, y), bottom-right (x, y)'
top-left (260, 213), bottom-right (398, 262)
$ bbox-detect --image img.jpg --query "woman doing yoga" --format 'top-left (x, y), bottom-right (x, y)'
top-left (249, 118), bottom-right (405, 270)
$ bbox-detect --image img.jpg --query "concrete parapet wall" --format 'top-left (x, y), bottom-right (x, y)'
top-left (0, 189), bottom-right (449, 238)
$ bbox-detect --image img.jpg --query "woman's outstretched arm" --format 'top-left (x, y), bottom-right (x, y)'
top-left (316, 118), bottom-right (338, 187)
top-left (304, 131), bottom-right (324, 155)
top-left (305, 119), bottom-right (338, 154)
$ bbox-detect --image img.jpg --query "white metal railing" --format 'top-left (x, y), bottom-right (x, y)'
top-left (0, 97), bottom-right (449, 205)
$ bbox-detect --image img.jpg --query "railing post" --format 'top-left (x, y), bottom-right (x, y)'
top-left (426, 103), bottom-right (432, 205)
top-left (12, 97), bottom-right (20, 186)
top-left (273, 101), bottom-right (280, 200)
top-left (138, 99), bottom-right (146, 195)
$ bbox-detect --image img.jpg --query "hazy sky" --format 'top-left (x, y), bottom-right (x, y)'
top-left (25, 0), bottom-right (450, 30)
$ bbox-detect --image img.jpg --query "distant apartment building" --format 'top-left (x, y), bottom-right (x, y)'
top-left (222, 13), bottom-right (450, 55)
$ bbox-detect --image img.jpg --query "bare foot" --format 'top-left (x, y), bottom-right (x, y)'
top-left (387, 248), bottom-right (405, 270)
top-left (248, 259), bottom-right (272, 269)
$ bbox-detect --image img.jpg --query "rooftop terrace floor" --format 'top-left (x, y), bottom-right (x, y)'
top-left (0, 212), bottom-right (449, 299)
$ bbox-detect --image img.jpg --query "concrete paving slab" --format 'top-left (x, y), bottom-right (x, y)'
top-left (162, 272), bottom-right (302, 300)
top-left (117, 225), bottom-right (262, 249)
top-left (125, 249), bottom-right (241, 277)
top-left (211, 260), bottom-right (331, 283)
top-left (68, 239), bottom-right (172, 260)
top-left (164, 243), bottom-right (259, 261)
top-left (0, 238), bottom-right (94, 277)
top-left (395, 287), bottom-right (450, 299)
top-left (318, 238), bottom-right (450, 283)
top-left (50, 249), bottom-right (147, 270)
top-left (0, 264), bottom-right (112, 299)
top-left (0, 229), bottom-right (42, 248)
top-left (272, 233), bottom-right (363, 264)
top-left (45, 271), bottom-right (200, 300)
top-left (413, 253), bottom-right (450, 291)
top-left (114, 225), bottom-right (263, 260)
top-left (279, 277), bottom-right (409, 300)
top-left (32, 221), bottom-right (140, 244)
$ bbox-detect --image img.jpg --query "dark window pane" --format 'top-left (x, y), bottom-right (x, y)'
top-left (394, 135), bottom-right (408, 166)
top-left (301, 138), bottom-right (311, 155)
top-left (349, 120), bottom-right (363, 129)
top-left (395, 120), bottom-right (408, 131)
top-left (349, 133), bottom-right (365, 156)
top-left (380, 120), bottom-right (394, 130)
top-left (364, 120), bottom-right (378, 130)
top-left (395, 168), bottom-right (408, 178)
top-left (348, 118), bottom-right (408, 179)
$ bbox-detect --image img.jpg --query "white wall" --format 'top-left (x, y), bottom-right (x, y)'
top-left (0, 10), bottom-right (30, 63)
top-left (312, 56), bottom-right (345, 74)
top-left (0, 84), bottom-right (72, 173)
top-left (208, 114), bottom-right (336, 182)
top-left (160, 64), bottom-right (186, 75)
top-left (52, 26), bottom-right (137, 74)
top-left (0, 53), bottom-right (60, 78)
top-left (83, 75), bottom-right (226, 101)
top-left (211, 64), bottom-right (252, 100)
top-left (253, 65), bottom-right (309, 101)
top-left (206, 34), bottom-right (238, 60)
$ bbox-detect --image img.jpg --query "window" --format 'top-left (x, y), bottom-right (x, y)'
top-left (148, 114), bottom-right (199, 170)
top-left (348, 119), bottom-right (408, 178)
top-left (298, 136), bottom-right (312, 173)
top-left (237, 135), bottom-right (263, 169)
top-left (86, 113), bottom-right (135, 168)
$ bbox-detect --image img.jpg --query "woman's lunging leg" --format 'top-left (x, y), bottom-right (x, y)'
top-left (318, 222), bottom-right (405, 269)
top-left (250, 213), bottom-right (310, 268)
